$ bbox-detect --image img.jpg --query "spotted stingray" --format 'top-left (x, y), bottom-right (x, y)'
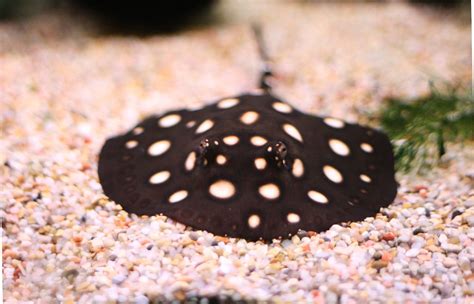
top-left (98, 27), bottom-right (397, 241)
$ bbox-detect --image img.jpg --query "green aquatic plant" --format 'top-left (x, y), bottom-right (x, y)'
top-left (380, 88), bottom-right (474, 173)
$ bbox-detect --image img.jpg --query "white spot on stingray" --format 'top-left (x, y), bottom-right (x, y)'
top-left (324, 117), bottom-right (345, 129)
top-left (196, 119), bottom-right (214, 134)
top-left (272, 102), bottom-right (292, 113)
top-left (259, 183), bottom-right (280, 200)
top-left (169, 190), bottom-right (188, 203)
top-left (360, 174), bottom-right (372, 183)
top-left (149, 171), bottom-right (170, 184)
top-left (216, 154), bottom-right (227, 165)
top-left (283, 123), bottom-right (303, 142)
top-left (292, 158), bottom-right (304, 177)
top-left (323, 165), bottom-right (343, 183)
top-left (185, 151), bottom-right (196, 171)
top-left (125, 140), bottom-right (138, 149)
top-left (148, 140), bottom-right (171, 156)
top-left (217, 98), bottom-right (239, 109)
top-left (186, 120), bottom-right (196, 128)
top-left (209, 180), bottom-right (235, 199)
top-left (223, 135), bottom-right (239, 146)
top-left (159, 114), bottom-right (181, 128)
top-left (254, 158), bottom-right (267, 170)
top-left (248, 214), bottom-right (261, 228)
top-left (329, 139), bottom-right (350, 156)
top-left (240, 111), bottom-right (259, 125)
top-left (250, 136), bottom-right (267, 146)
top-left (132, 127), bottom-right (144, 135)
top-left (360, 142), bottom-right (374, 153)
top-left (308, 190), bottom-right (328, 204)
top-left (287, 213), bottom-right (300, 223)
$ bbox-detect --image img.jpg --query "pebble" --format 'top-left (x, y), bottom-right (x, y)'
top-left (441, 243), bottom-right (463, 253)
top-left (382, 233), bottom-right (395, 241)
top-left (465, 215), bottom-right (474, 227)
top-left (451, 210), bottom-right (463, 219)
top-left (112, 274), bottom-right (127, 285)
top-left (405, 248), bottom-right (420, 258)
top-left (443, 258), bottom-right (457, 268)
top-left (135, 295), bottom-right (149, 304)
top-left (413, 228), bottom-right (424, 235)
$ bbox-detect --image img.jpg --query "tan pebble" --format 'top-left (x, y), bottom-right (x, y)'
top-left (372, 260), bottom-right (388, 270)
top-left (102, 238), bottom-right (115, 248)
top-left (70, 256), bottom-right (81, 263)
top-left (46, 264), bottom-right (55, 273)
top-left (3, 249), bottom-right (19, 259)
top-left (117, 234), bottom-right (128, 242)
top-left (34, 251), bottom-right (45, 260)
top-left (181, 239), bottom-right (194, 247)
top-left (76, 282), bottom-right (90, 291)
top-left (214, 236), bottom-right (229, 243)
top-left (269, 263), bottom-right (283, 271)
top-left (55, 229), bottom-right (64, 237)
top-left (271, 252), bottom-right (286, 263)
top-left (173, 289), bottom-right (187, 301)
top-left (449, 237), bottom-right (460, 244)
top-left (443, 257), bottom-right (457, 268)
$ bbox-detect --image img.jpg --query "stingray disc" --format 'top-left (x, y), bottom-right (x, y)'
top-left (98, 93), bottom-right (397, 241)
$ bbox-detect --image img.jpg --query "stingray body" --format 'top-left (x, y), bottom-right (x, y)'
top-left (99, 26), bottom-right (397, 241)
top-left (98, 92), bottom-right (397, 241)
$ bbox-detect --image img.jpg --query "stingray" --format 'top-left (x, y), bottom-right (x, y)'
top-left (98, 26), bottom-right (397, 241)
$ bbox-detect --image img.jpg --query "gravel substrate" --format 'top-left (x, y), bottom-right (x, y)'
top-left (1, 1), bottom-right (472, 303)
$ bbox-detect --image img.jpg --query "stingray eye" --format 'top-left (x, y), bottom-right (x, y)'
top-left (196, 138), bottom-right (220, 167)
top-left (266, 141), bottom-right (290, 170)
top-left (277, 144), bottom-right (287, 156)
